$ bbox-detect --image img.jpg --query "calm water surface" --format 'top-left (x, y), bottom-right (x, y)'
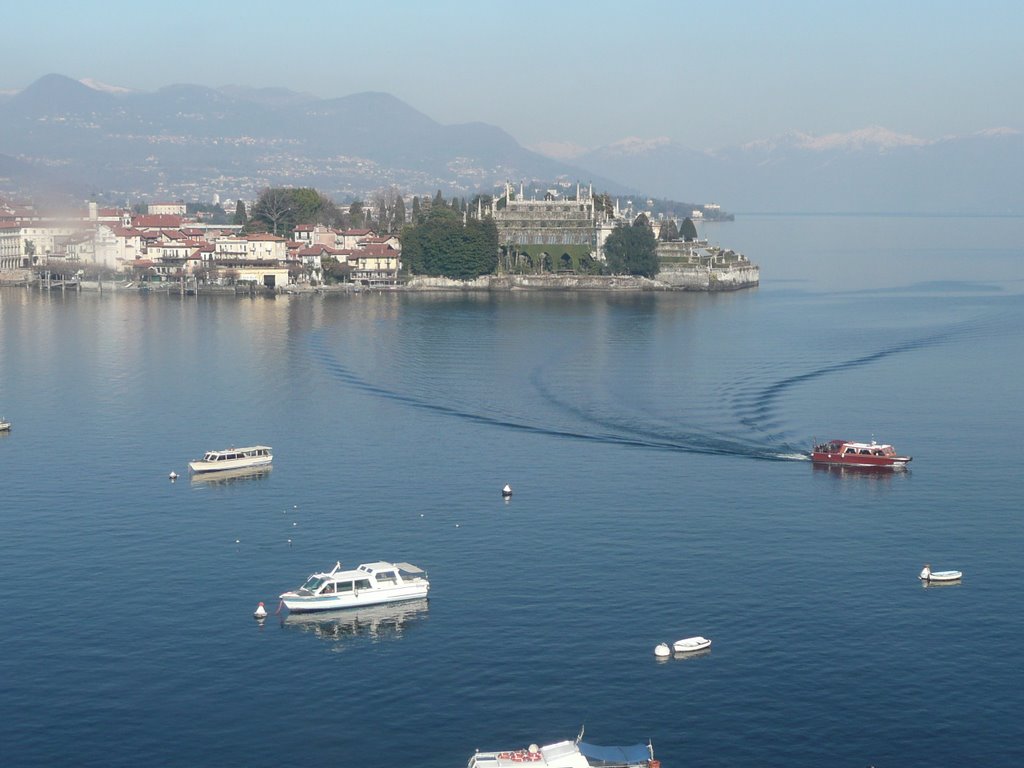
top-left (1, 215), bottom-right (1022, 767)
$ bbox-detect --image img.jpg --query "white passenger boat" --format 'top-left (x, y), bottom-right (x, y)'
top-left (187, 445), bottom-right (272, 473)
top-left (279, 561), bottom-right (429, 613)
top-left (673, 636), bottom-right (712, 653)
top-left (468, 733), bottom-right (658, 768)
top-left (919, 564), bottom-right (962, 582)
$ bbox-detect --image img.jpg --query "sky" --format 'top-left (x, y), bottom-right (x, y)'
top-left (3, 0), bottom-right (1023, 156)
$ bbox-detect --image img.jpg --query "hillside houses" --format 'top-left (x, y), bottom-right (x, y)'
top-left (0, 198), bottom-right (402, 286)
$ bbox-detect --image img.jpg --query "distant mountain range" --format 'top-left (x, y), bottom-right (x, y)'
top-left (0, 74), bottom-right (608, 205)
top-left (0, 74), bottom-right (1020, 214)
top-left (577, 127), bottom-right (1024, 214)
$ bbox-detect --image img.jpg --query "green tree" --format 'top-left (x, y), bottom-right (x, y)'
top-left (401, 207), bottom-right (498, 279)
top-left (658, 219), bottom-right (679, 241)
top-left (233, 199), bottom-right (248, 226)
top-left (681, 217), bottom-right (698, 242)
top-left (393, 195), bottom-right (406, 231)
top-left (411, 196), bottom-right (421, 223)
top-left (247, 187), bottom-right (343, 236)
top-left (348, 201), bottom-right (365, 230)
top-left (603, 220), bottom-right (659, 277)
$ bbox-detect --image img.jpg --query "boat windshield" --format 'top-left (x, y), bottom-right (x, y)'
top-left (302, 576), bottom-right (325, 592)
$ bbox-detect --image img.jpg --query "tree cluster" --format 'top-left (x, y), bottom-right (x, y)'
top-left (603, 219), bottom-right (660, 278)
top-left (401, 205), bottom-right (498, 280)
top-left (246, 187), bottom-right (344, 236)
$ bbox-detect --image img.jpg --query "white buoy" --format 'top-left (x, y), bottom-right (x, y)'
top-left (502, 483), bottom-right (513, 498)
top-left (654, 642), bottom-right (671, 658)
top-left (253, 602), bottom-right (267, 619)
top-left (168, 471), bottom-right (178, 480)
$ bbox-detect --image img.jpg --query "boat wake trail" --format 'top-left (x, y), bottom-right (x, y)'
top-left (308, 330), bottom-right (797, 461)
top-left (308, 312), bottom-right (1006, 463)
top-left (731, 313), bottom-right (1008, 440)
top-left (307, 331), bottom-right (692, 453)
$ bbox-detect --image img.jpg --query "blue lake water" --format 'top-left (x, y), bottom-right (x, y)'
top-left (1, 214), bottom-right (1022, 767)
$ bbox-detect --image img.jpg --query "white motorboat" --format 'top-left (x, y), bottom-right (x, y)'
top-left (0, 418), bottom-right (10, 432)
top-left (919, 564), bottom-right (962, 582)
top-left (673, 635), bottom-right (712, 653)
top-left (468, 733), bottom-right (657, 768)
top-left (279, 561), bottom-right (429, 613)
top-left (188, 445), bottom-right (272, 473)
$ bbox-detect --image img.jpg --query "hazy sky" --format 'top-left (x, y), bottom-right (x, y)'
top-left (4, 0), bottom-right (1022, 155)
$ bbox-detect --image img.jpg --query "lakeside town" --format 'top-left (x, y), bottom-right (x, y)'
top-left (0, 181), bottom-right (758, 293)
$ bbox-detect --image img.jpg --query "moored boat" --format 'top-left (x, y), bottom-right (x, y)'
top-left (919, 564), bottom-right (962, 582)
top-left (468, 732), bottom-right (658, 768)
top-left (279, 560), bottom-right (429, 613)
top-left (811, 439), bottom-right (911, 468)
top-left (673, 636), bottom-right (712, 653)
top-left (0, 417), bottom-right (10, 432)
top-left (188, 445), bottom-right (272, 473)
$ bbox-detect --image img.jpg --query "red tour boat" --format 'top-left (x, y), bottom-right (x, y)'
top-left (811, 439), bottom-right (912, 468)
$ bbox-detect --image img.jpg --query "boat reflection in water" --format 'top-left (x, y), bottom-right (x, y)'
top-left (189, 466), bottom-right (272, 488)
top-left (281, 598), bottom-right (429, 649)
top-left (812, 463), bottom-right (909, 483)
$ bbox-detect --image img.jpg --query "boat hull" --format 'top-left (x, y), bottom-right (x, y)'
top-left (188, 455), bottom-right (272, 473)
top-left (921, 570), bottom-right (962, 582)
top-left (280, 583), bottom-right (429, 613)
top-left (811, 452), bottom-right (910, 468)
top-left (673, 637), bottom-right (712, 653)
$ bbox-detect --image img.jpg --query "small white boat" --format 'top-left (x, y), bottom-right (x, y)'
top-left (279, 560), bottom-right (429, 613)
top-left (919, 564), bottom-right (962, 582)
top-left (188, 445), bottom-right (272, 473)
top-left (468, 731), bottom-right (657, 768)
top-left (502, 483), bottom-right (513, 498)
top-left (673, 635), bottom-right (712, 653)
top-left (0, 418), bottom-right (11, 432)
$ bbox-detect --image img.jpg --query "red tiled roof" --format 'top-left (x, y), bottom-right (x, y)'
top-left (132, 215), bottom-right (182, 228)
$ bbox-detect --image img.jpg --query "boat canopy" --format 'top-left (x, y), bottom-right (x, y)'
top-left (395, 562), bottom-right (424, 574)
top-left (577, 742), bottom-right (651, 764)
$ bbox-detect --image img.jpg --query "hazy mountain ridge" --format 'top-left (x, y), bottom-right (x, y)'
top-left (0, 74), bottom-right (600, 203)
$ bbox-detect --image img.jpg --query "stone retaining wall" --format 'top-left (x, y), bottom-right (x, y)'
top-left (405, 267), bottom-right (758, 292)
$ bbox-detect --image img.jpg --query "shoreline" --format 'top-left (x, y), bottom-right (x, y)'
top-left (1, 266), bottom-right (759, 296)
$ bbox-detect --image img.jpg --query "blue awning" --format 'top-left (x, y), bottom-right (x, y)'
top-left (577, 741), bottom-right (650, 764)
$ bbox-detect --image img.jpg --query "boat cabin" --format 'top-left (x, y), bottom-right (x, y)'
top-left (201, 446), bottom-right (271, 462)
top-left (814, 440), bottom-right (896, 457)
top-left (297, 561), bottom-right (426, 596)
